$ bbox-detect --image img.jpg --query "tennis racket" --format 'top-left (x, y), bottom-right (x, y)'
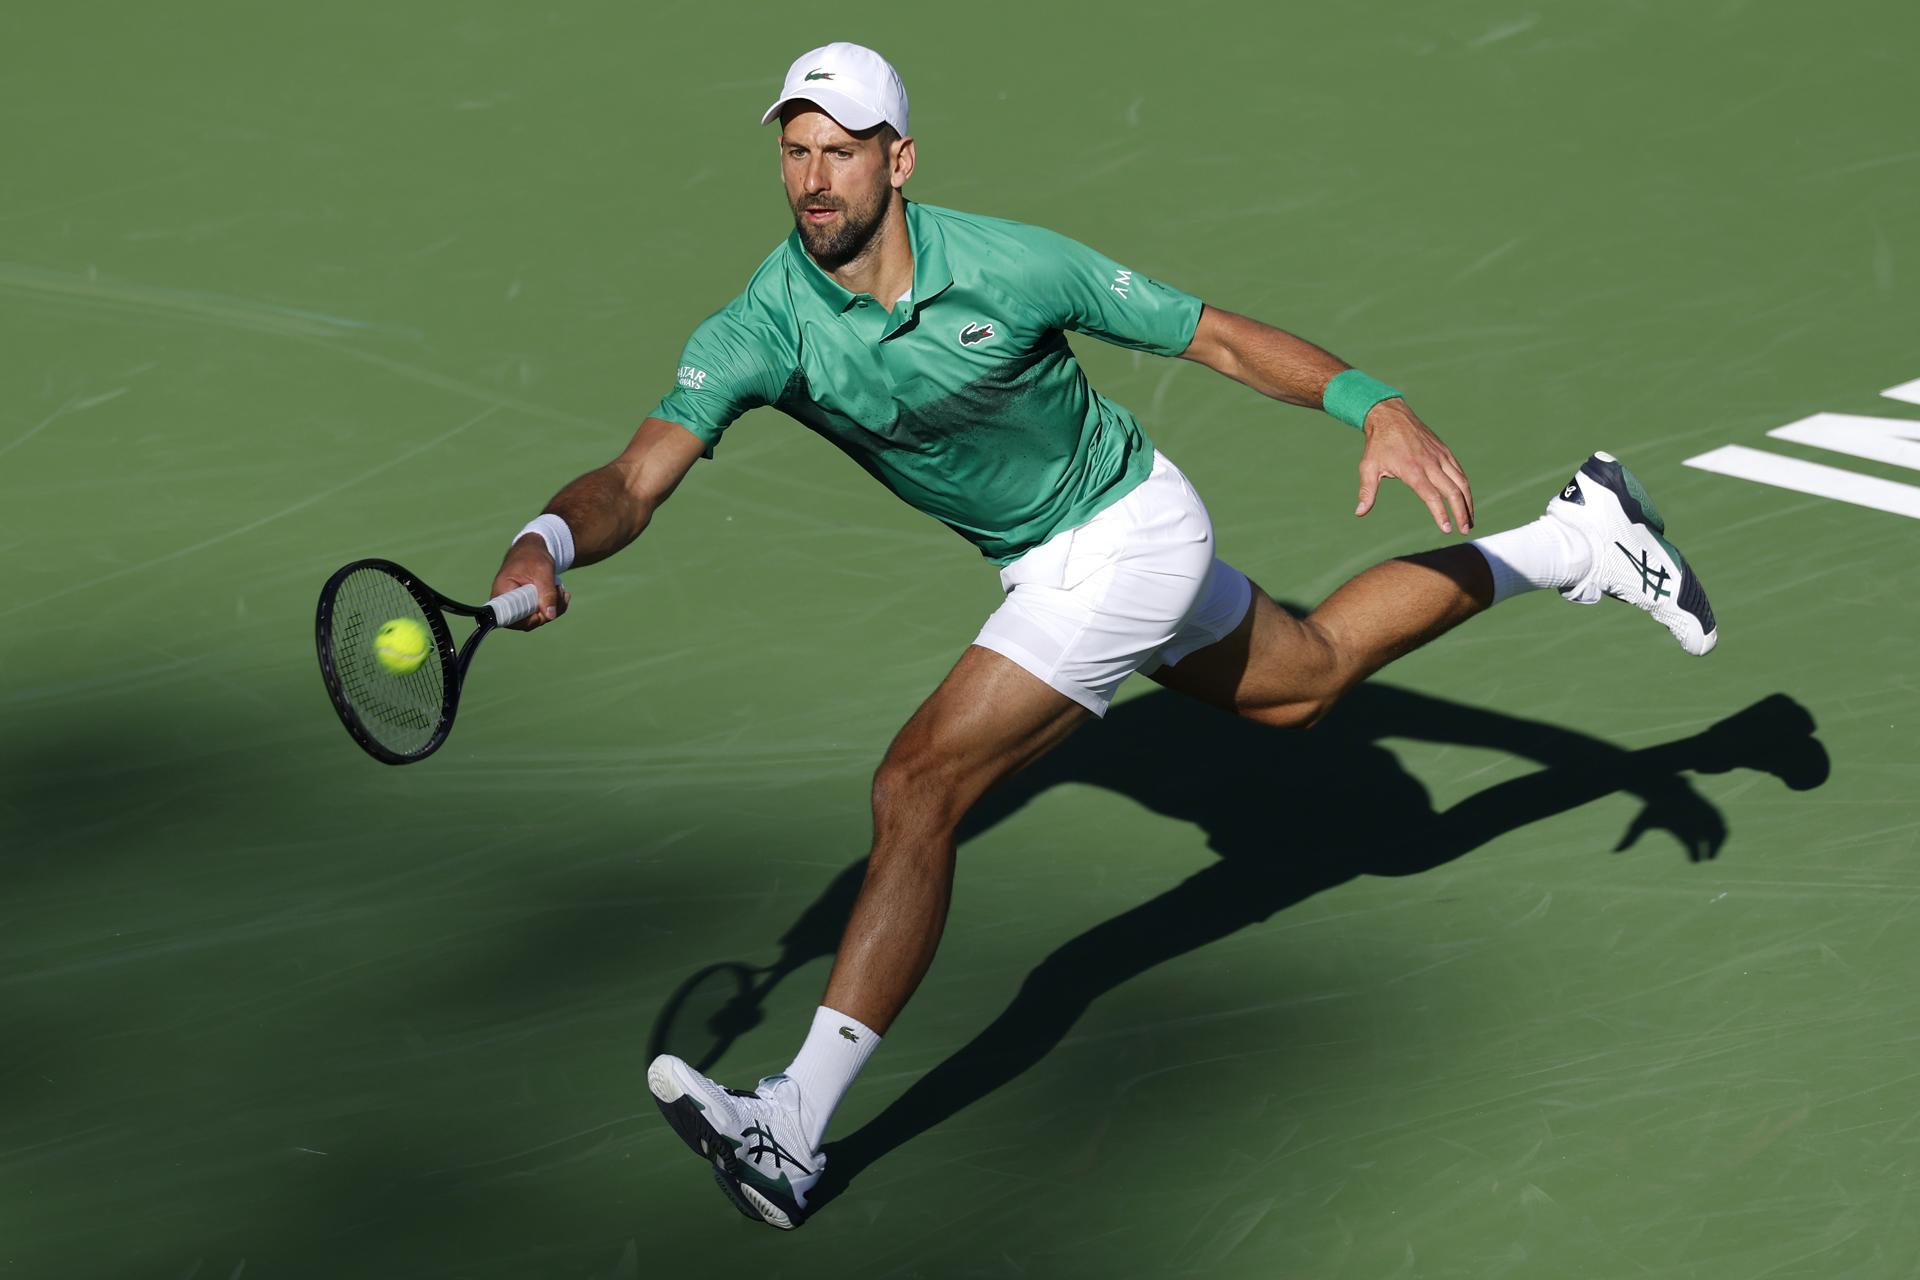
top-left (315, 558), bottom-right (541, 765)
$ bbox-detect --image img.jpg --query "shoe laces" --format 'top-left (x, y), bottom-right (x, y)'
top-left (752, 1074), bottom-right (826, 1166)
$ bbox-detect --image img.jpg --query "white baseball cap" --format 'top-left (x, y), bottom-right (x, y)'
top-left (760, 42), bottom-right (909, 136)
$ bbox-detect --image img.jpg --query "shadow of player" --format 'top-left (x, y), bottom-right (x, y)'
top-left (647, 683), bottom-right (1829, 1212)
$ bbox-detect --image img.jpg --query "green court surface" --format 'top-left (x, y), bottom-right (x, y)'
top-left (6, 2), bottom-right (1919, 1275)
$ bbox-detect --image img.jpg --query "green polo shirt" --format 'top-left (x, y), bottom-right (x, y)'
top-left (651, 200), bottom-right (1203, 564)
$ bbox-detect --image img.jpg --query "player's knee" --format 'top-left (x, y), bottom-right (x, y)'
top-left (870, 748), bottom-right (961, 835)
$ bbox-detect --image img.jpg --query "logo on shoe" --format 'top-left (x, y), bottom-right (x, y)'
top-left (1614, 541), bottom-right (1672, 601)
top-left (1560, 477), bottom-right (1583, 504)
top-left (958, 321), bottom-right (995, 346)
top-left (742, 1122), bottom-right (811, 1173)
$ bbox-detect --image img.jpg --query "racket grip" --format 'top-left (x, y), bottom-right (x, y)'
top-left (487, 583), bottom-right (541, 627)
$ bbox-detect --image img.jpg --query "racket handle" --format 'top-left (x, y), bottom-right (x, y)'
top-left (487, 583), bottom-right (541, 627)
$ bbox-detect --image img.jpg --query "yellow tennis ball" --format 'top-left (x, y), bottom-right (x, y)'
top-left (373, 618), bottom-right (432, 676)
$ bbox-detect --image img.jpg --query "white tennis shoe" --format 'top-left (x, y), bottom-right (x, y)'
top-left (647, 1055), bottom-right (823, 1230)
top-left (1546, 452), bottom-right (1718, 655)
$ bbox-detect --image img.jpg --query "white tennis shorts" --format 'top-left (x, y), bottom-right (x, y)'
top-left (973, 450), bottom-right (1254, 716)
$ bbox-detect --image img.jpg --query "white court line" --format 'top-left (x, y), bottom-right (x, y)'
top-left (1768, 413), bottom-right (1920, 471)
top-left (1683, 445), bottom-right (1920, 520)
top-left (0, 405), bottom-right (500, 619)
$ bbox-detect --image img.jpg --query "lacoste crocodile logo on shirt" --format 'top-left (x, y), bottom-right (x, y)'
top-left (958, 322), bottom-right (995, 346)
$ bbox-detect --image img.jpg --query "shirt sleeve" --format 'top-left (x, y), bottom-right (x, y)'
top-left (1026, 228), bottom-right (1204, 356)
top-left (649, 307), bottom-right (785, 456)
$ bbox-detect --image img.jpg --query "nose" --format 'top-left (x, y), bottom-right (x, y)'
top-left (802, 154), bottom-right (830, 196)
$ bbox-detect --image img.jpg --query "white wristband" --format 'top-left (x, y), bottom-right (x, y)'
top-left (514, 513), bottom-right (576, 575)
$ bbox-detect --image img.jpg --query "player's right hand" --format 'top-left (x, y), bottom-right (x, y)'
top-left (492, 534), bottom-right (571, 631)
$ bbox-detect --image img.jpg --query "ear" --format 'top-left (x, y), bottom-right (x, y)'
top-left (889, 135), bottom-right (916, 190)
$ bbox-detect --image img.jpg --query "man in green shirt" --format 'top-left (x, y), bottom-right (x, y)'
top-left (490, 42), bottom-right (1716, 1229)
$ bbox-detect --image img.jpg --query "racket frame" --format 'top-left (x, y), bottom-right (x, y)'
top-left (315, 558), bottom-right (512, 766)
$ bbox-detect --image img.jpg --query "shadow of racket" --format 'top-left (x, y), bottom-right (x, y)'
top-left (646, 961), bottom-right (783, 1072)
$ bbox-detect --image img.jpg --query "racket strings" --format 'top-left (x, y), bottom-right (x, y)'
top-left (326, 567), bottom-right (449, 756)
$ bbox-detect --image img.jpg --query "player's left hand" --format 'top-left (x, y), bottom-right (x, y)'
top-left (1354, 400), bottom-right (1475, 534)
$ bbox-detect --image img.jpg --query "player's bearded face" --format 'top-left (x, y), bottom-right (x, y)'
top-left (789, 175), bottom-right (892, 270)
top-left (780, 110), bottom-right (898, 271)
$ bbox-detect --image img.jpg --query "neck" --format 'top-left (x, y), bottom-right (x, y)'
top-left (819, 199), bottom-right (914, 310)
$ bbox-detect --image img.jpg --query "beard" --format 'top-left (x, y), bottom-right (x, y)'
top-left (790, 180), bottom-right (894, 271)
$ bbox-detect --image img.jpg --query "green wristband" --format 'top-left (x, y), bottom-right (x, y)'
top-left (1322, 369), bottom-right (1403, 429)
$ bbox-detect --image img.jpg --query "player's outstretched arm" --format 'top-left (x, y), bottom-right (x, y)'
top-left (1179, 304), bottom-right (1474, 534)
top-left (490, 417), bottom-right (708, 630)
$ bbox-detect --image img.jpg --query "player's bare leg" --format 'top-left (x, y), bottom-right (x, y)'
top-left (648, 645), bottom-right (1087, 1227)
top-left (822, 644), bottom-right (1089, 1028)
top-left (1152, 545), bottom-right (1495, 726)
top-left (1157, 451), bottom-right (1717, 722)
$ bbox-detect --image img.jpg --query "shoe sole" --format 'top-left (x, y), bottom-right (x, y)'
top-left (647, 1058), bottom-right (799, 1230)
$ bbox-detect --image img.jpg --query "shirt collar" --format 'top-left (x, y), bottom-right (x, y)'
top-left (784, 198), bottom-right (955, 316)
top-left (904, 200), bottom-right (953, 305)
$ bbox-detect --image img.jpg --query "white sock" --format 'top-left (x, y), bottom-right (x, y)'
top-left (1471, 517), bottom-right (1593, 605)
top-left (778, 1006), bottom-right (882, 1151)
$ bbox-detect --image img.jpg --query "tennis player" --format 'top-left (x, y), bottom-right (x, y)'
top-left (489, 42), bottom-right (1716, 1228)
